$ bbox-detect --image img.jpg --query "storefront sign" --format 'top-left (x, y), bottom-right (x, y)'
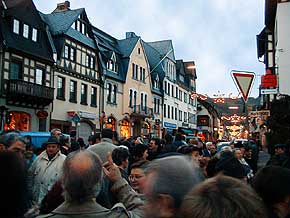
top-left (79, 111), bottom-right (96, 120)
top-left (249, 110), bottom-right (270, 118)
top-left (164, 122), bottom-right (177, 129)
top-left (36, 110), bottom-right (48, 119)
top-left (261, 69), bottom-right (277, 88)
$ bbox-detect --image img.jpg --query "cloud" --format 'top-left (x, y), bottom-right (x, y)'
top-left (34, 0), bottom-right (265, 97)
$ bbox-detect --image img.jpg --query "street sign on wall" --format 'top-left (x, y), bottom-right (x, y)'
top-left (249, 110), bottom-right (270, 118)
top-left (231, 70), bottom-right (255, 102)
top-left (261, 88), bottom-right (278, 95)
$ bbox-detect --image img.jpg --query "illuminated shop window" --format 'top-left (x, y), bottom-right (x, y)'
top-left (120, 119), bottom-right (131, 138)
top-left (4, 111), bottom-right (31, 131)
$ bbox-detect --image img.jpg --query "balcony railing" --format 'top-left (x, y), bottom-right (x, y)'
top-left (130, 105), bottom-right (153, 118)
top-left (6, 80), bottom-right (54, 107)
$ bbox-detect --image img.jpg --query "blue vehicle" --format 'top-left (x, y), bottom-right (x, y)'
top-left (18, 132), bottom-right (70, 149)
top-left (18, 132), bottom-right (51, 148)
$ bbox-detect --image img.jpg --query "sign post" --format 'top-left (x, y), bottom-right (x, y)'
top-left (231, 70), bottom-right (255, 139)
top-left (231, 70), bottom-right (255, 102)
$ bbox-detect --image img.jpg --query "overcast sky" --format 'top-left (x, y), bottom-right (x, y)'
top-left (34, 0), bottom-right (265, 98)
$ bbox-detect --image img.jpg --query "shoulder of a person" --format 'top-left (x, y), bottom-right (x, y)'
top-left (111, 202), bottom-right (130, 216)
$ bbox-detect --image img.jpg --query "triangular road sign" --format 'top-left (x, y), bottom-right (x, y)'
top-left (231, 70), bottom-right (255, 102)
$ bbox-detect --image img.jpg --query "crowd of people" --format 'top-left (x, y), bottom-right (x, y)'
top-left (0, 128), bottom-right (290, 218)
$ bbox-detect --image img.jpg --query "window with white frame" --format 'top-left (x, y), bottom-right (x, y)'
top-left (32, 28), bottom-right (38, 42)
top-left (70, 47), bottom-right (76, 61)
top-left (69, 80), bottom-right (77, 103)
top-left (179, 90), bottom-right (182, 101)
top-left (64, 45), bottom-right (69, 59)
top-left (107, 83), bottom-right (112, 103)
top-left (129, 89), bottom-right (133, 107)
top-left (135, 64), bottom-right (139, 80)
top-left (157, 99), bottom-right (160, 114)
top-left (112, 85), bottom-right (117, 103)
top-left (23, 24), bottom-right (29, 38)
top-left (90, 56), bottom-right (95, 69)
top-left (145, 94), bottom-right (147, 109)
top-left (13, 19), bottom-right (20, 34)
top-left (35, 68), bottom-right (44, 85)
top-left (141, 93), bottom-right (144, 109)
top-left (184, 92), bottom-right (188, 103)
top-left (91, 87), bottom-right (97, 106)
top-left (81, 83), bottom-right (87, 104)
top-left (133, 91), bottom-right (137, 107)
top-left (184, 112), bottom-right (187, 122)
top-left (86, 55), bottom-right (90, 67)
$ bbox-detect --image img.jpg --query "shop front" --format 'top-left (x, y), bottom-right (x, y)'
top-left (120, 119), bottom-right (131, 139)
top-left (4, 111), bottom-right (31, 131)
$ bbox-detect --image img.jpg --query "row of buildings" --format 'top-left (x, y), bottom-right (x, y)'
top-left (0, 0), bottom-right (218, 141)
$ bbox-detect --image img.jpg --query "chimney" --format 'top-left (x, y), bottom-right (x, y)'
top-left (126, 32), bottom-right (137, 39)
top-left (54, 1), bottom-right (70, 12)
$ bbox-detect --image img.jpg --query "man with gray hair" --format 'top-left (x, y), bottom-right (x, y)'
top-left (143, 156), bottom-right (203, 218)
top-left (37, 150), bottom-right (143, 218)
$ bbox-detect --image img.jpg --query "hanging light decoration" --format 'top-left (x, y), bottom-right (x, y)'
top-left (221, 114), bottom-right (247, 124)
top-left (191, 92), bottom-right (242, 103)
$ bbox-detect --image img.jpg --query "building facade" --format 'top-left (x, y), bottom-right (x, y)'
top-left (1, 0), bottom-right (200, 139)
top-left (257, 0), bottom-right (290, 108)
top-left (147, 40), bottom-right (178, 135)
top-left (119, 33), bottom-right (153, 138)
top-left (0, 0), bottom-right (55, 131)
top-left (176, 60), bottom-right (198, 134)
top-left (41, 2), bottom-right (102, 140)
top-left (93, 27), bottom-right (125, 136)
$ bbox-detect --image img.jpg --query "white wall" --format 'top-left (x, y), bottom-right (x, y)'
top-left (276, 2), bottom-right (290, 95)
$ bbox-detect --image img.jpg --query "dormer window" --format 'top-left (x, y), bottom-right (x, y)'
top-left (74, 15), bottom-right (87, 36)
top-left (32, 28), bottom-right (38, 42)
top-left (107, 53), bottom-right (118, 73)
top-left (13, 19), bottom-right (20, 34)
top-left (154, 75), bottom-right (160, 89)
top-left (23, 24), bottom-right (29, 38)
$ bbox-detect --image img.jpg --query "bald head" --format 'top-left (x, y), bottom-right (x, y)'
top-left (62, 150), bottom-right (103, 203)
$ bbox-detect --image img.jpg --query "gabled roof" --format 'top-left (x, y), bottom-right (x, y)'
top-left (93, 27), bottom-right (120, 53)
top-left (40, 9), bottom-right (83, 35)
top-left (147, 40), bottom-right (175, 61)
top-left (40, 9), bottom-right (96, 49)
top-left (92, 26), bottom-right (127, 82)
top-left (117, 36), bottom-right (139, 58)
top-left (142, 40), bottom-right (165, 95)
top-left (1, 0), bottom-right (54, 62)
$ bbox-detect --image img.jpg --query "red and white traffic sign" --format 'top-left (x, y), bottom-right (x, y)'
top-left (231, 70), bottom-right (255, 102)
